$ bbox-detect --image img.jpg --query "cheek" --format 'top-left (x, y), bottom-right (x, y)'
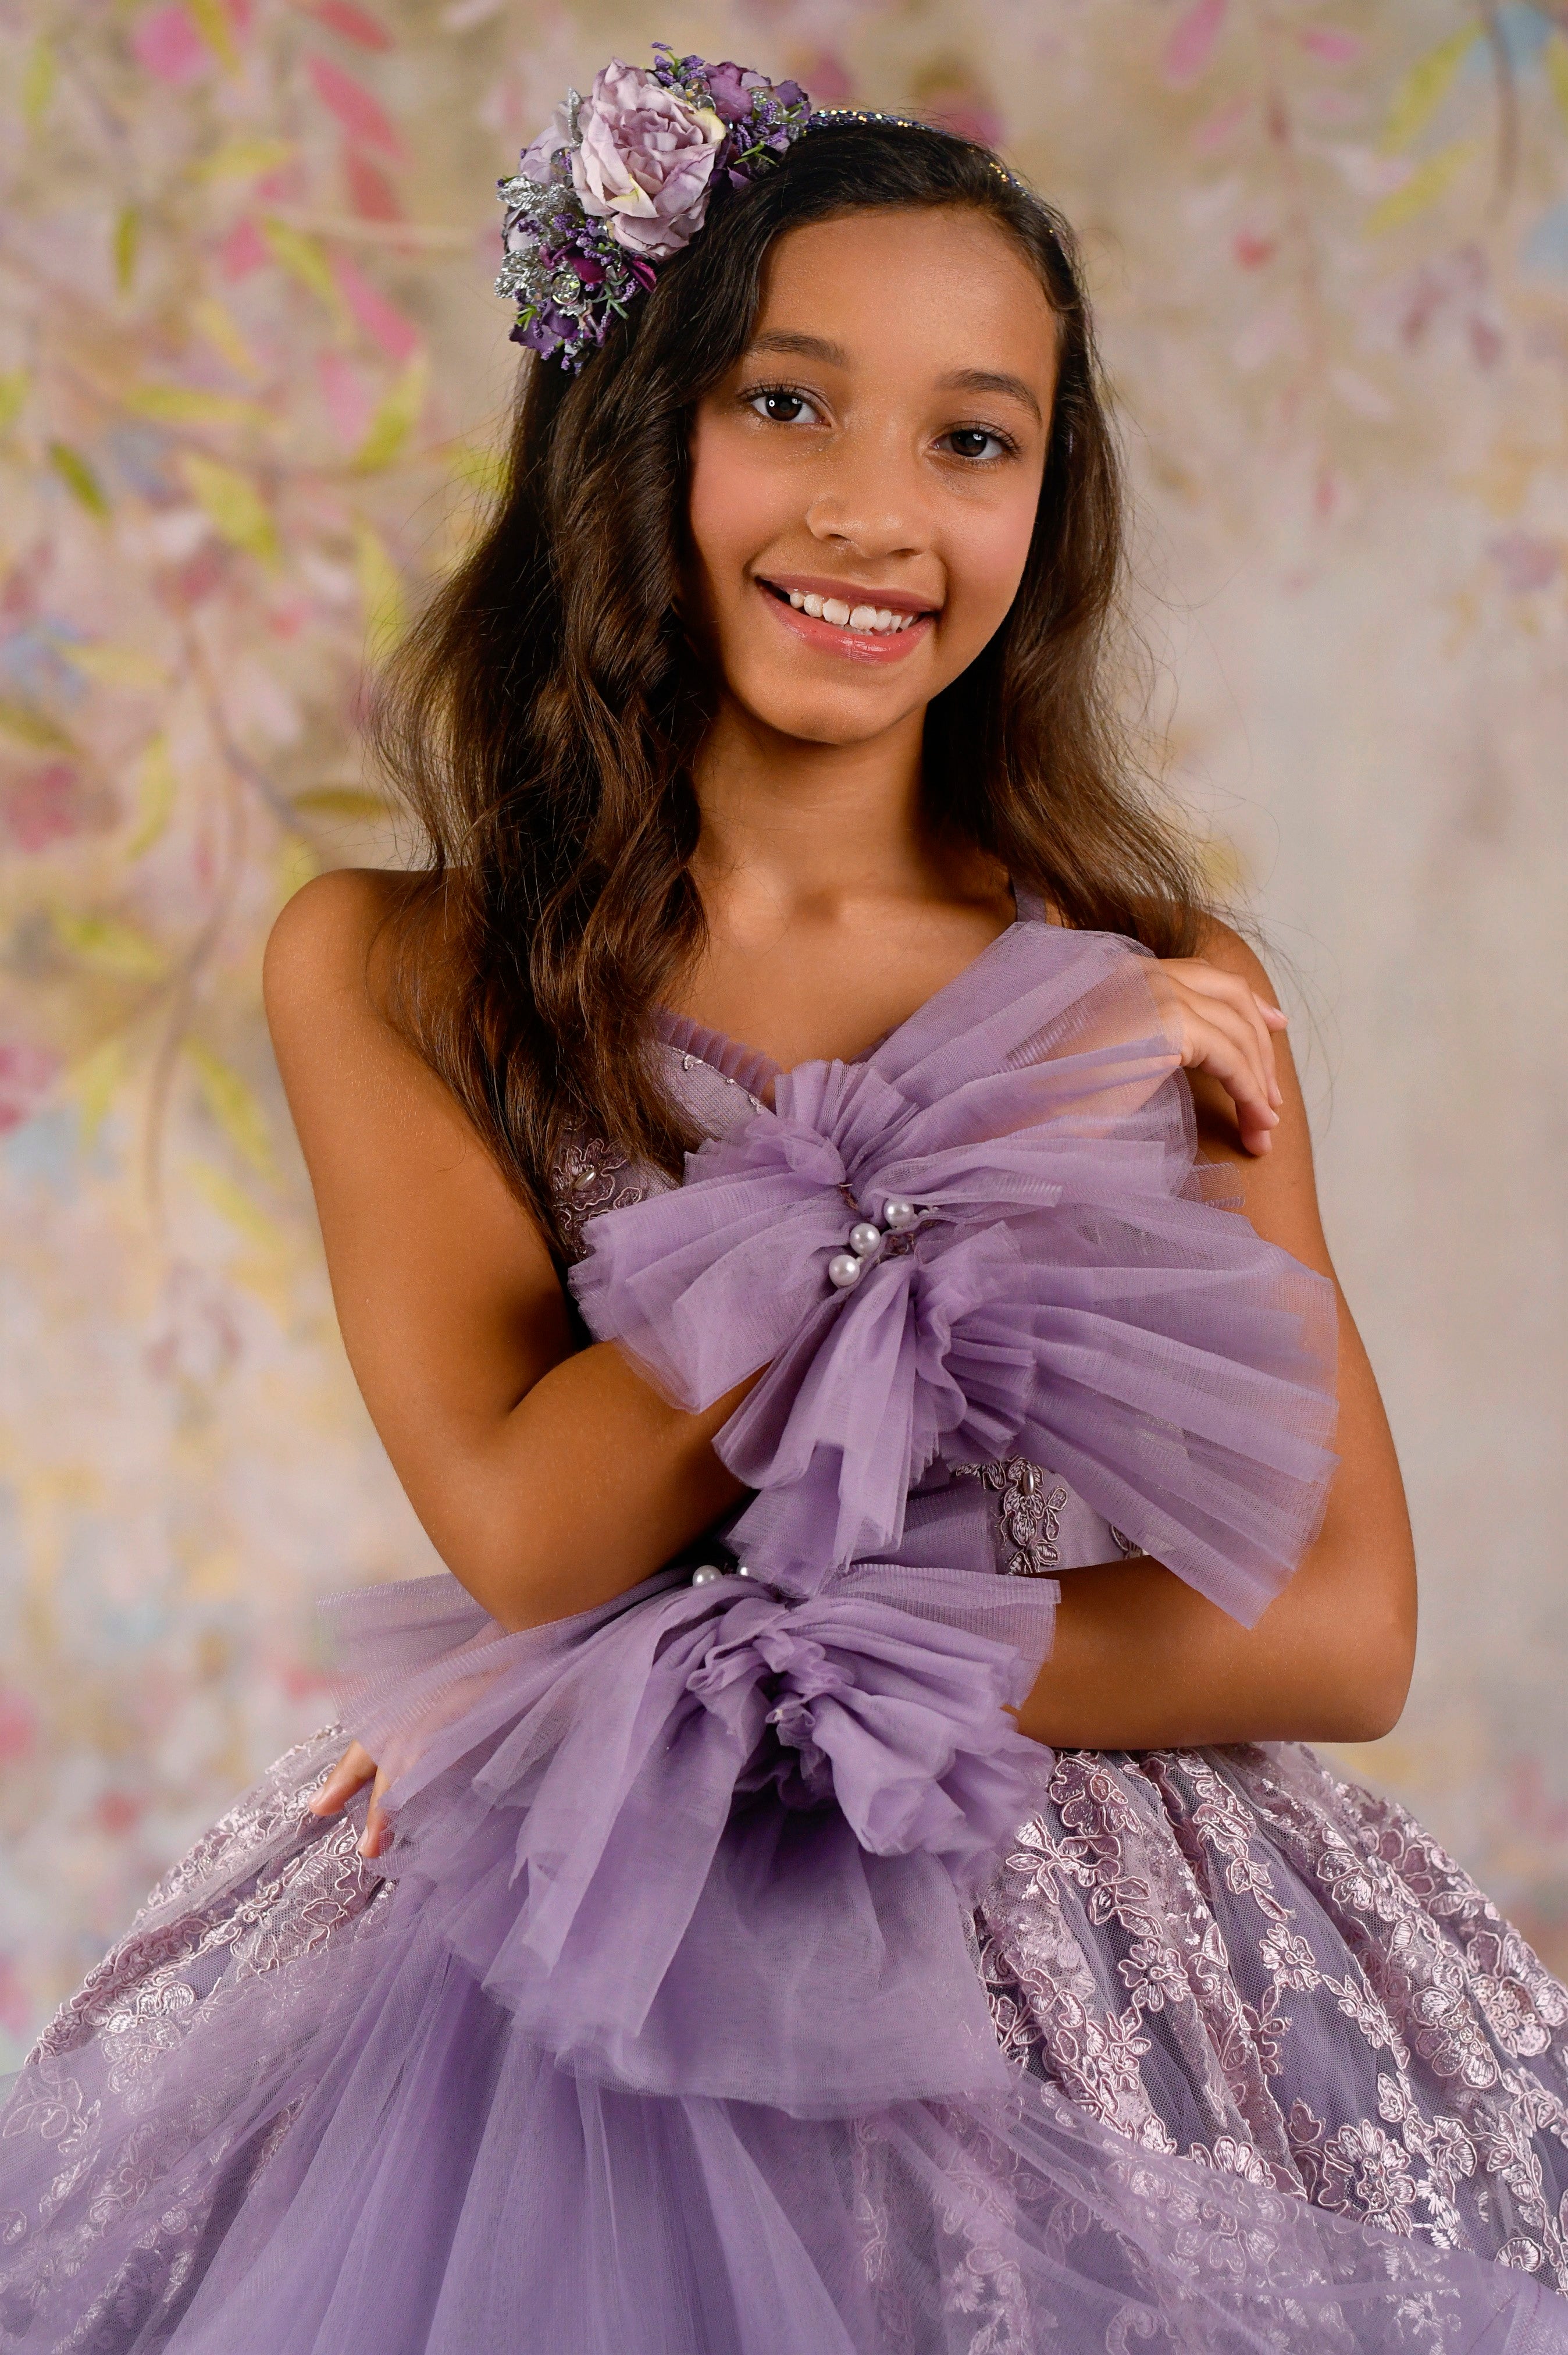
top-left (687, 426), bottom-right (784, 605)
top-left (947, 489), bottom-right (1043, 642)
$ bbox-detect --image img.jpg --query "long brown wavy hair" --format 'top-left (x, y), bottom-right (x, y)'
top-left (372, 117), bottom-right (1211, 1257)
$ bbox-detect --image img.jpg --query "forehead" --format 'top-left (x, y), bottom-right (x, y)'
top-left (750, 206), bottom-right (1059, 391)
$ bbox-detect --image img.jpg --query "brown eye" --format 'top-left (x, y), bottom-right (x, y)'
top-left (747, 388), bottom-right (816, 425)
top-left (945, 426), bottom-right (1008, 461)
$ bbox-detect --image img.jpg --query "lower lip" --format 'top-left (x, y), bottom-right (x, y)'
top-left (756, 582), bottom-right (935, 666)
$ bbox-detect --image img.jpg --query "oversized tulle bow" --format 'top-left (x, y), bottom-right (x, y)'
top-left (328, 1561), bottom-right (1054, 2108)
top-left (573, 922), bottom-right (1339, 1625)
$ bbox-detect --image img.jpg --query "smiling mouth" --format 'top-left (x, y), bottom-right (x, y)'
top-left (757, 579), bottom-right (937, 636)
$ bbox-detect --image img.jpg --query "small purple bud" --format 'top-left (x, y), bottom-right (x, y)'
top-left (570, 252), bottom-right (605, 286)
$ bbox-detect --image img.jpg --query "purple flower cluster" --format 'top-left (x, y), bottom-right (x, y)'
top-left (496, 46), bottom-right (812, 370)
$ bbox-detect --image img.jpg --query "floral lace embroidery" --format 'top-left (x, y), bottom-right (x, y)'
top-left (950, 1458), bottom-right (1068, 1578)
top-left (0, 1730), bottom-right (389, 2342)
top-left (974, 1741), bottom-right (1568, 2289)
top-left (549, 1128), bottom-right (651, 1260)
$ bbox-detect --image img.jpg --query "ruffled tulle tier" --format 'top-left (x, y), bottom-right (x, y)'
top-left (3, 1730), bottom-right (1563, 2355)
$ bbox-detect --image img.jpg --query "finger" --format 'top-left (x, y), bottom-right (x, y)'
top-left (1162, 964), bottom-right (1287, 1108)
top-left (309, 1741), bottom-right (378, 1818)
top-left (1174, 1008), bottom-right (1280, 1148)
top-left (1198, 985), bottom-right (1282, 1116)
top-left (1177, 967), bottom-right (1285, 1108)
top-left (358, 1769), bottom-right (393, 1860)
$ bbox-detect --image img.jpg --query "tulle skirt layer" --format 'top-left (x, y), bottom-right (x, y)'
top-left (3, 1731), bottom-right (1566, 2355)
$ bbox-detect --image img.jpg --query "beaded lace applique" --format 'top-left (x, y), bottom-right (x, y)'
top-left (951, 1457), bottom-right (1069, 1578)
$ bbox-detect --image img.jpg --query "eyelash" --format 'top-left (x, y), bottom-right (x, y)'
top-left (740, 382), bottom-right (1020, 464)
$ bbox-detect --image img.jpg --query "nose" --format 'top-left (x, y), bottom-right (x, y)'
top-left (802, 427), bottom-right (931, 563)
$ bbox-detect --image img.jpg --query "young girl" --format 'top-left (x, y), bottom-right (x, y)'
top-left (3, 59), bottom-right (1565, 2355)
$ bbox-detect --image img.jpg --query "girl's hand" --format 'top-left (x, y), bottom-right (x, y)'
top-left (309, 1739), bottom-right (393, 1859)
top-left (1149, 956), bottom-right (1287, 1155)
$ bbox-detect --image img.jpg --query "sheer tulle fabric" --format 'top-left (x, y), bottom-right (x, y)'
top-left (3, 920), bottom-right (1563, 2352)
top-left (572, 921), bottom-right (1338, 1624)
top-left (1, 1744), bottom-right (1560, 2354)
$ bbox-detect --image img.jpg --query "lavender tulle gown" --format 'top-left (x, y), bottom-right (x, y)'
top-left (5, 906), bottom-right (1568, 2354)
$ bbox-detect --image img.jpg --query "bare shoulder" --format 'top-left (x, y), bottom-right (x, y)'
top-left (1192, 915), bottom-right (1280, 1005)
top-left (262, 866), bottom-right (419, 1034)
top-left (262, 867), bottom-right (490, 1186)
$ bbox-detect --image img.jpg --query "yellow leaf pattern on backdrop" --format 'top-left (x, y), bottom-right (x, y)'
top-left (198, 136), bottom-right (295, 181)
top-left (125, 735), bottom-right (178, 858)
top-left (260, 218), bottom-right (344, 314)
top-left (67, 645), bottom-right (167, 692)
top-left (21, 37), bottom-right (54, 125)
top-left (186, 1159), bottom-right (288, 1251)
top-left (193, 299), bottom-right (262, 380)
top-left (72, 1038), bottom-right (129, 1149)
top-left (0, 699), bottom-right (72, 750)
top-left (353, 520), bottom-right (405, 657)
top-left (1366, 141), bottom-right (1475, 235)
top-left (1380, 27), bottom-right (1478, 153)
top-left (185, 1042), bottom-right (276, 1179)
top-left (186, 0), bottom-right (240, 73)
top-left (52, 910), bottom-right (168, 980)
top-left (48, 443), bottom-right (109, 516)
top-left (180, 453), bottom-right (280, 564)
top-left (291, 784), bottom-right (391, 821)
top-left (354, 355), bottom-right (429, 474)
top-left (113, 208), bottom-right (140, 295)
top-left (126, 384), bottom-right (264, 432)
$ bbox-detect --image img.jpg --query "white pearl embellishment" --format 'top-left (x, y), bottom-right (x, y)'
top-left (825, 1198), bottom-right (925, 1290)
top-left (689, 1565), bottom-right (726, 1586)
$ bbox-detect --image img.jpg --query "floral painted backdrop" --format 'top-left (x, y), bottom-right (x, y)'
top-left (1, 0), bottom-right (1565, 2059)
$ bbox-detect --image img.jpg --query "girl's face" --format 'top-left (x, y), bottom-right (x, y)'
top-left (686, 205), bottom-right (1059, 750)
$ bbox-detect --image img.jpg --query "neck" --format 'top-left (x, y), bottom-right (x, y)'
top-left (689, 695), bottom-right (943, 927)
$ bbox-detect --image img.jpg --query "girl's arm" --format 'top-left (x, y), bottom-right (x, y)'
top-left (273, 874), bottom-right (1412, 1769)
top-left (1016, 926), bottom-right (1417, 1751)
top-left (264, 869), bottom-right (751, 1636)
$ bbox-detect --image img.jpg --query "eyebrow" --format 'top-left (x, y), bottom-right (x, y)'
top-left (935, 367), bottom-right (1043, 424)
top-left (743, 335), bottom-right (1045, 424)
top-left (746, 330), bottom-right (851, 365)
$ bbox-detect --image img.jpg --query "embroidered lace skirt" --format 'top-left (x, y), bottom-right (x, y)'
top-left (4, 1723), bottom-right (1567, 2353)
top-left (976, 1740), bottom-right (1568, 2283)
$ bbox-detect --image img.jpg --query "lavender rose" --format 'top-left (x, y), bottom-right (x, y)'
top-left (704, 61), bottom-right (769, 124)
top-left (521, 59), bottom-right (726, 263)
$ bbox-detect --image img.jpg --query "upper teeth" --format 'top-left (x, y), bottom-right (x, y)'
top-left (786, 590), bottom-right (919, 634)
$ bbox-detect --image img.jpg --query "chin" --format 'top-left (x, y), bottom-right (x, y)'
top-left (736, 678), bottom-right (925, 749)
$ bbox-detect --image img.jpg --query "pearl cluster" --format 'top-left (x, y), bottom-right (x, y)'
top-left (826, 1197), bottom-right (920, 1290)
top-left (690, 1561), bottom-right (760, 1588)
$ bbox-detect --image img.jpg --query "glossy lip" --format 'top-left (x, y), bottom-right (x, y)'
top-left (753, 575), bottom-right (938, 665)
top-left (760, 572), bottom-right (942, 618)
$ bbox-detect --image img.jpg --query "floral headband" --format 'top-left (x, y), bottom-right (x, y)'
top-left (496, 46), bottom-right (920, 370)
